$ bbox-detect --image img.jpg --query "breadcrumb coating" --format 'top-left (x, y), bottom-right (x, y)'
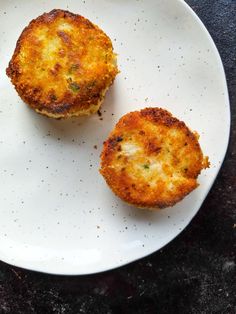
top-left (6, 9), bottom-right (118, 118)
top-left (100, 108), bottom-right (209, 209)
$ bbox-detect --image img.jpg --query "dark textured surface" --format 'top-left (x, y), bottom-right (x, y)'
top-left (0, 1), bottom-right (236, 313)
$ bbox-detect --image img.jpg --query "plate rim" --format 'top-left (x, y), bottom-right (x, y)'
top-left (0, 0), bottom-right (231, 275)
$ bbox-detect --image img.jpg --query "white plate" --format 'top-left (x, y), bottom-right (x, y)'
top-left (0, 0), bottom-right (230, 275)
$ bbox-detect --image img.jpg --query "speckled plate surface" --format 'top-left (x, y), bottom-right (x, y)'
top-left (0, 0), bottom-right (230, 275)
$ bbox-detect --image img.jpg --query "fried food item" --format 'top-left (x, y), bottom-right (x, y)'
top-left (6, 9), bottom-right (118, 118)
top-left (100, 108), bottom-right (209, 209)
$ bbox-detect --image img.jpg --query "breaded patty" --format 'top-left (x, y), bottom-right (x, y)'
top-left (6, 9), bottom-right (118, 118)
top-left (100, 108), bottom-right (209, 209)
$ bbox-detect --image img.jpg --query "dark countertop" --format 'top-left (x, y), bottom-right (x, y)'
top-left (0, 1), bottom-right (235, 313)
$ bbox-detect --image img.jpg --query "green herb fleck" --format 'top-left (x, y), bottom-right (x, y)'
top-left (69, 82), bottom-right (80, 93)
top-left (143, 164), bottom-right (150, 169)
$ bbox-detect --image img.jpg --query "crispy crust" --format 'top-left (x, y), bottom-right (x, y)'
top-left (6, 9), bottom-right (118, 118)
top-left (100, 108), bottom-right (210, 209)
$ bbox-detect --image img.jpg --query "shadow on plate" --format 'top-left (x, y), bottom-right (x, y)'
top-left (23, 85), bottom-right (118, 144)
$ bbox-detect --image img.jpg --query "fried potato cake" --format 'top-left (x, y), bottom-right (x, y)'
top-left (6, 9), bottom-right (118, 118)
top-left (100, 108), bottom-right (209, 209)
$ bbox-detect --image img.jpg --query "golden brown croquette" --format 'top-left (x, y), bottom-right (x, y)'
top-left (6, 9), bottom-right (118, 118)
top-left (100, 108), bottom-right (209, 209)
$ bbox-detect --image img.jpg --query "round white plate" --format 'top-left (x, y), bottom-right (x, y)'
top-left (0, 0), bottom-right (230, 275)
